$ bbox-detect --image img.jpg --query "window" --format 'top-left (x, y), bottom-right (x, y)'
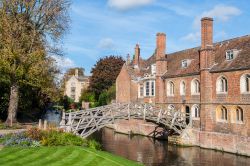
top-left (216, 76), bottom-right (228, 93)
top-left (191, 79), bottom-right (200, 95)
top-left (151, 64), bottom-right (156, 74)
top-left (151, 81), bottom-right (155, 96)
top-left (226, 50), bottom-right (234, 60)
top-left (236, 107), bottom-right (243, 122)
top-left (139, 84), bottom-right (144, 97)
top-left (182, 60), bottom-right (188, 68)
top-left (71, 87), bottom-right (76, 93)
top-left (167, 81), bottom-right (175, 96)
top-left (240, 74), bottom-right (250, 94)
top-left (144, 81), bottom-right (155, 97)
top-left (220, 106), bottom-right (227, 120)
top-left (192, 105), bottom-right (200, 119)
top-left (145, 82), bottom-right (150, 96)
top-left (180, 81), bottom-right (186, 95)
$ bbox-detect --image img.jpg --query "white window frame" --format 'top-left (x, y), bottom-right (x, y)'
top-left (191, 104), bottom-right (200, 119)
top-left (144, 80), bottom-right (155, 97)
top-left (240, 74), bottom-right (250, 94)
top-left (167, 81), bottom-right (175, 96)
top-left (226, 50), bottom-right (234, 60)
top-left (181, 60), bottom-right (188, 68)
top-left (191, 79), bottom-right (200, 95)
top-left (216, 76), bottom-right (228, 94)
top-left (236, 107), bottom-right (244, 122)
top-left (138, 84), bottom-right (144, 98)
top-left (180, 81), bottom-right (186, 96)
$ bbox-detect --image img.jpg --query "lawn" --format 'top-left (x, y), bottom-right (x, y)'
top-left (0, 146), bottom-right (142, 166)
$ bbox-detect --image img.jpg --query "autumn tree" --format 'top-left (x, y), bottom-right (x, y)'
top-left (89, 56), bottom-right (124, 99)
top-left (0, 0), bottom-right (71, 125)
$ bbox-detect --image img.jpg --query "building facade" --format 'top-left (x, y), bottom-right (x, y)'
top-left (64, 68), bottom-right (89, 102)
top-left (116, 17), bottom-right (250, 155)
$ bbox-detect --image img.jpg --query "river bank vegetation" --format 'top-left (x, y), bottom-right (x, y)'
top-left (0, 128), bottom-right (142, 166)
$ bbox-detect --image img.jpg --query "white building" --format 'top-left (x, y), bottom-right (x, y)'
top-left (64, 68), bottom-right (89, 102)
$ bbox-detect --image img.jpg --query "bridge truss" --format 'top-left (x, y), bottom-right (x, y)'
top-left (60, 103), bottom-right (190, 138)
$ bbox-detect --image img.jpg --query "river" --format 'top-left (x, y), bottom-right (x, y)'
top-left (43, 110), bottom-right (250, 166)
top-left (90, 128), bottom-right (250, 166)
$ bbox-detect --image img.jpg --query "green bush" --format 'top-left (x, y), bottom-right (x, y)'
top-left (41, 130), bottom-right (87, 146)
top-left (87, 139), bottom-right (101, 150)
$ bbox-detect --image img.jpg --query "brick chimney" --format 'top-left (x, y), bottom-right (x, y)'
top-left (156, 33), bottom-right (166, 61)
top-left (75, 68), bottom-right (79, 77)
top-left (155, 33), bottom-right (167, 104)
top-left (200, 17), bottom-right (215, 69)
top-left (201, 17), bottom-right (213, 49)
top-left (133, 44), bottom-right (140, 66)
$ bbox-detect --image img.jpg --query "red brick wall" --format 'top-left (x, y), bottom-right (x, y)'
top-left (116, 65), bottom-right (131, 103)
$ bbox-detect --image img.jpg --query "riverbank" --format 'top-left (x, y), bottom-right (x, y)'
top-left (108, 120), bottom-right (250, 157)
top-left (91, 127), bottom-right (250, 166)
top-left (0, 146), bottom-right (142, 166)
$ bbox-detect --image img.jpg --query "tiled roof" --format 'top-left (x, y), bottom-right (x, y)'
top-left (163, 35), bottom-right (250, 78)
top-left (125, 35), bottom-right (250, 80)
top-left (210, 35), bottom-right (250, 72)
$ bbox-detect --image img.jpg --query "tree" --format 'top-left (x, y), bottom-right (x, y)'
top-left (0, 0), bottom-right (71, 125)
top-left (89, 56), bottom-right (124, 99)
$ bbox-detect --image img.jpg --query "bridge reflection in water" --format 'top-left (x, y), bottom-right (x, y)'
top-left (90, 128), bottom-right (250, 166)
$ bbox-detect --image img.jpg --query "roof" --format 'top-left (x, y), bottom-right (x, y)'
top-left (65, 75), bottom-right (89, 82)
top-left (124, 35), bottom-right (250, 80)
top-left (163, 35), bottom-right (250, 78)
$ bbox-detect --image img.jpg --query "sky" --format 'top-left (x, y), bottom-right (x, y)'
top-left (55, 0), bottom-right (250, 75)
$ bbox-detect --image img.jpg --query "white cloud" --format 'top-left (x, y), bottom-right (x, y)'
top-left (108, 0), bottom-right (155, 10)
top-left (51, 55), bottom-right (76, 69)
top-left (98, 38), bottom-right (115, 49)
top-left (181, 32), bottom-right (200, 42)
top-left (194, 4), bottom-right (241, 28)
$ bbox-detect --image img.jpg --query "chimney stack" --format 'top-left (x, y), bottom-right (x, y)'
top-left (133, 44), bottom-right (140, 66)
top-left (156, 33), bottom-right (166, 61)
top-left (75, 68), bottom-right (79, 77)
top-left (201, 17), bottom-right (213, 49)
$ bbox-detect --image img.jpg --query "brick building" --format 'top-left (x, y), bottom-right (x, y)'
top-left (116, 17), bottom-right (250, 155)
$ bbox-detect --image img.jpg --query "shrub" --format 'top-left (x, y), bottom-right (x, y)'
top-left (41, 130), bottom-right (87, 146)
top-left (87, 139), bottom-right (101, 150)
top-left (3, 133), bottom-right (33, 147)
top-left (26, 127), bottom-right (43, 141)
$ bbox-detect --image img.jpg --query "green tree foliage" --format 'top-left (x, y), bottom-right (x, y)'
top-left (0, 0), bottom-right (71, 125)
top-left (98, 84), bottom-right (116, 106)
top-left (89, 56), bottom-right (124, 99)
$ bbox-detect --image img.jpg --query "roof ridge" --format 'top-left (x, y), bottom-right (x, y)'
top-left (167, 34), bottom-right (250, 56)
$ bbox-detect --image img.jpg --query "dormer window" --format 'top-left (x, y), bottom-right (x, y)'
top-left (182, 60), bottom-right (188, 68)
top-left (226, 50), bottom-right (235, 60)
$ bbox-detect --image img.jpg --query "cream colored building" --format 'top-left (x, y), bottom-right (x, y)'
top-left (64, 69), bottom-right (89, 102)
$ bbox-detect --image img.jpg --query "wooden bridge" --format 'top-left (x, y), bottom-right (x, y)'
top-left (60, 103), bottom-right (190, 138)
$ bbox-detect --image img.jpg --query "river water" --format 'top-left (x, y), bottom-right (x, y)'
top-left (43, 110), bottom-right (250, 166)
top-left (90, 128), bottom-right (250, 166)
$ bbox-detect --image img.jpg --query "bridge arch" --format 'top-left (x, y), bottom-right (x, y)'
top-left (60, 103), bottom-right (190, 138)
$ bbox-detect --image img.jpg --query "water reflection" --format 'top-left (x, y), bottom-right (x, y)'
top-left (91, 128), bottom-right (250, 166)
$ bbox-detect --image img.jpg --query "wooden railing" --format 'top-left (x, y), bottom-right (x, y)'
top-left (60, 103), bottom-right (190, 138)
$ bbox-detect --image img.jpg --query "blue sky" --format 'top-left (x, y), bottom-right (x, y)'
top-left (55, 0), bottom-right (250, 75)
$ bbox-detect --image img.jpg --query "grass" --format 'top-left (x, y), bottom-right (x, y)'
top-left (0, 146), bottom-right (143, 166)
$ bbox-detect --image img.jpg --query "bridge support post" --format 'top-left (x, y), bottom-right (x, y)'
top-left (143, 105), bottom-right (146, 121)
top-left (127, 104), bottom-right (130, 120)
top-left (66, 111), bottom-right (72, 132)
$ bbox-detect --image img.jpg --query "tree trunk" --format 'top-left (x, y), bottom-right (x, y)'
top-left (5, 83), bottom-right (19, 126)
